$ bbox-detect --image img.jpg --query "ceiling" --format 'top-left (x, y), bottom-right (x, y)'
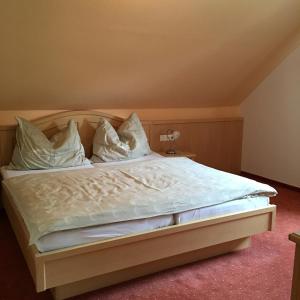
top-left (1, 0), bottom-right (300, 109)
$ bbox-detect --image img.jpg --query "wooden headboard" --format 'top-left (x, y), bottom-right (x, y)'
top-left (0, 110), bottom-right (243, 174)
top-left (0, 110), bottom-right (151, 167)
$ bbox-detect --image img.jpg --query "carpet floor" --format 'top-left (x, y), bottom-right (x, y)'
top-left (0, 183), bottom-right (299, 300)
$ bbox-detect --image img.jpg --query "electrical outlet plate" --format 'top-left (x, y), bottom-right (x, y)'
top-left (160, 134), bottom-right (169, 142)
top-left (160, 131), bottom-right (181, 142)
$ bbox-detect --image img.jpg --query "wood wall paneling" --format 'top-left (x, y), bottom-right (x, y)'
top-left (150, 119), bottom-right (243, 174)
top-left (0, 128), bottom-right (15, 167)
top-left (0, 112), bottom-right (243, 174)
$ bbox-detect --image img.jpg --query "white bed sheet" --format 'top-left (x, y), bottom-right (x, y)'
top-left (0, 164), bottom-right (94, 180)
top-left (0, 152), bottom-right (162, 180)
top-left (174, 196), bottom-right (270, 224)
top-left (36, 214), bottom-right (174, 252)
top-left (92, 151), bottom-right (163, 167)
top-left (36, 196), bottom-right (270, 252)
top-left (0, 152), bottom-right (161, 179)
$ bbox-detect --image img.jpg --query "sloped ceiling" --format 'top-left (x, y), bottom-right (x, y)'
top-left (0, 0), bottom-right (300, 109)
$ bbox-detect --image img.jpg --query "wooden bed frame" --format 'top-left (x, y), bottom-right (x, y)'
top-left (0, 111), bottom-right (276, 300)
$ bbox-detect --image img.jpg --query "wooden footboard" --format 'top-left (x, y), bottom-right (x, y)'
top-left (51, 237), bottom-right (251, 300)
top-left (2, 185), bottom-right (276, 299)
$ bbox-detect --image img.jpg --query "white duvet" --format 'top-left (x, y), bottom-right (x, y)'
top-left (3, 157), bottom-right (277, 245)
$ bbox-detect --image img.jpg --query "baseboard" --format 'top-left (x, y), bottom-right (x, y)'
top-left (241, 171), bottom-right (300, 192)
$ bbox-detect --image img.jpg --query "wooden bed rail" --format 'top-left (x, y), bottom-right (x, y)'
top-left (2, 183), bottom-right (276, 299)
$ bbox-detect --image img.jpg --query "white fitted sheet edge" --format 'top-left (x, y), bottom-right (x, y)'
top-left (36, 196), bottom-right (269, 252)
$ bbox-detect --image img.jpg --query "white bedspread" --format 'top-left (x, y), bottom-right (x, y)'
top-left (3, 157), bottom-right (277, 245)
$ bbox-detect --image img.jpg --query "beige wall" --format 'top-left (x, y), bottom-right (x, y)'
top-left (241, 45), bottom-right (300, 187)
top-left (1, 1), bottom-right (300, 110)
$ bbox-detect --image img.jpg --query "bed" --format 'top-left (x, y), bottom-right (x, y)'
top-left (0, 111), bottom-right (277, 300)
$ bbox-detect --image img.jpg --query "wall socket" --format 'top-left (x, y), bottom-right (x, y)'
top-left (160, 131), bottom-right (180, 142)
top-left (160, 134), bottom-right (169, 142)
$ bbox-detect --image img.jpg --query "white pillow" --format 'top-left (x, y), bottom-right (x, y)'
top-left (9, 117), bottom-right (90, 170)
top-left (91, 113), bottom-right (151, 162)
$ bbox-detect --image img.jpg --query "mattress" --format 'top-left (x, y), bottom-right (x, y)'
top-left (1, 153), bottom-right (272, 252)
top-left (36, 214), bottom-right (174, 252)
top-left (174, 196), bottom-right (270, 224)
top-left (35, 195), bottom-right (270, 252)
